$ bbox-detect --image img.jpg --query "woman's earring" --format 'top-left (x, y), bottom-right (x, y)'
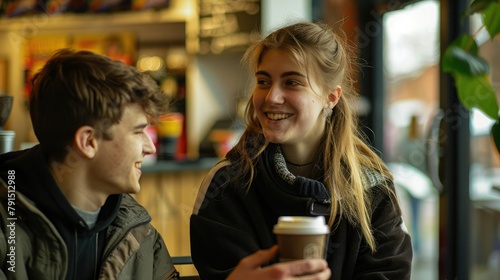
top-left (322, 107), bottom-right (333, 122)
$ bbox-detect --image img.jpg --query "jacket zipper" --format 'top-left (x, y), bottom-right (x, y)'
top-left (74, 230), bottom-right (78, 280)
top-left (101, 221), bottom-right (150, 264)
top-left (74, 229), bottom-right (99, 279)
top-left (94, 232), bottom-right (99, 280)
top-left (98, 220), bottom-right (149, 277)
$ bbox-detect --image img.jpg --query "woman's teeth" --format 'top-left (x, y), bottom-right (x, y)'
top-left (135, 162), bottom-right (142, 169)
top-left (267, 113), bottom-right (290, 120)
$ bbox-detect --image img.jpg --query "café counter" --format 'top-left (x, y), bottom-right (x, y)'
top-left (140, 157), bottom-right (220, 173)
top-left (134, 157), bottom-right (219, 276)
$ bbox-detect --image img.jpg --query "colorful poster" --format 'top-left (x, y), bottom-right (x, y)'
top-left (22, 35), bottom-right (70, 105)
top-left (21, 32), bottom-right (136, 106)
top-left (72, 33), bottom-right (136, 65)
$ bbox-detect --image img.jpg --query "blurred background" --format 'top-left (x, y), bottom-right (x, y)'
top-left (0, 0), bottom-right (499, 279)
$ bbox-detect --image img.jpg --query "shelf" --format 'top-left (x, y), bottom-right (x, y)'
top-left (3, 10), bottom-right (180, 31)
top-left (141, 157), bottom-right (219, 173)
top-left (0, 1), bottom-right (194, 32)
top-left (0, 0), bottom-right (198, 45)
top-left (0, 9), bottom-right (191, 44)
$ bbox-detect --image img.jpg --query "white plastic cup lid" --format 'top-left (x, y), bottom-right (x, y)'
top-left (273, 216), bottom-right (330, 235)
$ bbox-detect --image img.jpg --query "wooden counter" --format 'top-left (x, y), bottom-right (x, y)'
top-left (135, 158), bottom-right (219, 277)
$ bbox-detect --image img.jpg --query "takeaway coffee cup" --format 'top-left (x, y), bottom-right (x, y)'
top-left (273, 216), bottom-right (330, 262)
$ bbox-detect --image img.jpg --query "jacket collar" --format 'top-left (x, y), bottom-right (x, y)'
top-left (269, 144), bottom-right (331, 203)
top-left (0, 145), bottom-right (121, 233)
top-left (253, 144), bottom-right (331, 216)
top-left (254, 144), bottom-right (387, 216)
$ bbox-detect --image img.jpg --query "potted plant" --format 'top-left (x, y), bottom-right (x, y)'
top-left (442, 0), bottom-right (500, 150)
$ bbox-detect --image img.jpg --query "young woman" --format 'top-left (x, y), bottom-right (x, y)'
top-left (190, 21), bottom-right (412, 279)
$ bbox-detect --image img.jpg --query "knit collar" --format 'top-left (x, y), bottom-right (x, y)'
top-left (272, 145), bottom-right (297, 185)
top-left (263, 144), bottom-right (331, 203)
top-left (269, 144), bottom-right (387, 196)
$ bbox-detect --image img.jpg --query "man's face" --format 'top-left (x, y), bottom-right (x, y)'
top-left (89, 104), bottom-right (155, 195)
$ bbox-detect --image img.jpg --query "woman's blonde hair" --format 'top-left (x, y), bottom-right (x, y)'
top-left (229, 21), bottom-right (395, 252)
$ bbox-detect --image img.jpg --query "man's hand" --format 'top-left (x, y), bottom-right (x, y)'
top-left (227, 245), bottom-right (331, 280)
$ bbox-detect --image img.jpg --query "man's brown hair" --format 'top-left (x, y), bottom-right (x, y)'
top-left (30, 48), bottom-right (170, 162)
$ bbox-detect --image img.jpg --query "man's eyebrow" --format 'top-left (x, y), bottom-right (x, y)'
top-left (133, 123), bottom-right (149, 130)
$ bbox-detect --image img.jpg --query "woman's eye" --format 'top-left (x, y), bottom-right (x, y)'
top-left (286, 80), bottom-right (301, 86)
top-left (257, 79), bottom-right (270, 86)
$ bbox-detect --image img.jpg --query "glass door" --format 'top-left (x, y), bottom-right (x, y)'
top-left (468, 12), bottom-right (500, 279)
top-left (382, 1), bottom-right (440, 279)
top-left (382, 1), bottom-right (500, 279)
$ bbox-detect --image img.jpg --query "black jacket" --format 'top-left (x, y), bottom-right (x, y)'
top-left (190, 144), bottom-right (413, 279)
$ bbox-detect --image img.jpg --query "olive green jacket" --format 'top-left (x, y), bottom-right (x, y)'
top-left (0, 181), bottom-right (179, 280)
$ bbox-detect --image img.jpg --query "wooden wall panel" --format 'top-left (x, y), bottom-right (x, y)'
top-left (135, 170), bottom-right (207, 276)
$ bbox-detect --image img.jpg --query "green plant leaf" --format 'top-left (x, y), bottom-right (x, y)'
top-left (442, 35), bottom-right (482, 75)
top-left (452, 34), bottom-right (479, 54)
top-left (491, 120), bottom-right (500, 154)
top-left (463, 0), bottom-right (496, 17)
top-left (442, 46), bottom-right (490, 76)
top-left (455, 74), bottom-right (499, 119)
top-left (483, 3), bottom-right (500, 38)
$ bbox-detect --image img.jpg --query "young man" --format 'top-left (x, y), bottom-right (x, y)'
top-left (0, 49), bottom-right (330, 279)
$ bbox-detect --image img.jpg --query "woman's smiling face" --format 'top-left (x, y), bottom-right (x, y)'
top-left (252, 48), bottom-right (330, 147)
